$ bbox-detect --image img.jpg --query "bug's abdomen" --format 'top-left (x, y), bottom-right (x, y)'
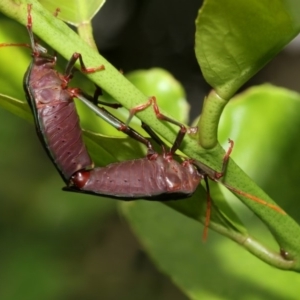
top-left (39, 101), bottom-right (92, 180)
top-left (72, 156), bottom-right (201, 199)
top-left (74, 158), bottom-right (167, 198)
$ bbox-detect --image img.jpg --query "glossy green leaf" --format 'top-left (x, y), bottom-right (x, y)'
top-left (39, 0), bottom-right (105, 25)
top-left (195, 0), bottom-right (300, 99)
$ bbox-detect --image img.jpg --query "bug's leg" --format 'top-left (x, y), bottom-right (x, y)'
top-left (127, 98), bottom-right (234, 180)
top-left (193, 141), bottom-right (286, 214)
top-left (70, 88), bottom-right (155, 153)
top-left (62, 53), bottom-right (104, 88)
top-left (141, 122), bottom-right (168, 155)
top-left (64, 52), bottom-right (104, 78)
top-left (26, 4), bottom-right (36, 51)
top-left (191, 139), bottom-right (235, 181)
top-left (216, 139), bottom-right (285, 213)
top-left (127, 96), bottom-right (187, 156)
top-left (214, 139), bottom-right (234, 180)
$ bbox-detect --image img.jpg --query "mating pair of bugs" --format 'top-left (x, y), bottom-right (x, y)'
top-left (1, 4), bottom-right (283, 238)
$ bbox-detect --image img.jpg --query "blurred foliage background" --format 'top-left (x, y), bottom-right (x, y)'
top-left (1, 0), bottom-right (300, 299)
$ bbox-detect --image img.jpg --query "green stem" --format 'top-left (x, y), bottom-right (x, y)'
top-left (197, 89), bottom-right (227, 149)
top-left (209, 219), bottom-right (296, 270)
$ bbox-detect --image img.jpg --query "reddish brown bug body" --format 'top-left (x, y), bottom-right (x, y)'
top-left (66, 96), bottom-right (205, 200)
top-left (71, 154), bottom-right (201, 199)
top-left (20, 4), bottom-right (103, 182)
top-left (25, 54), bottom-right (94, 181)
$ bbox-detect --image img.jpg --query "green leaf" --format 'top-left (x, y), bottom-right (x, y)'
top-left (195, 0), bottom-right (300, 99)
top-left (39, 0), bottom-right (106, 26)
top-left (219, 84), bottom-right (300, 177)
top-left (38, 0), bottom-right (106, 48)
